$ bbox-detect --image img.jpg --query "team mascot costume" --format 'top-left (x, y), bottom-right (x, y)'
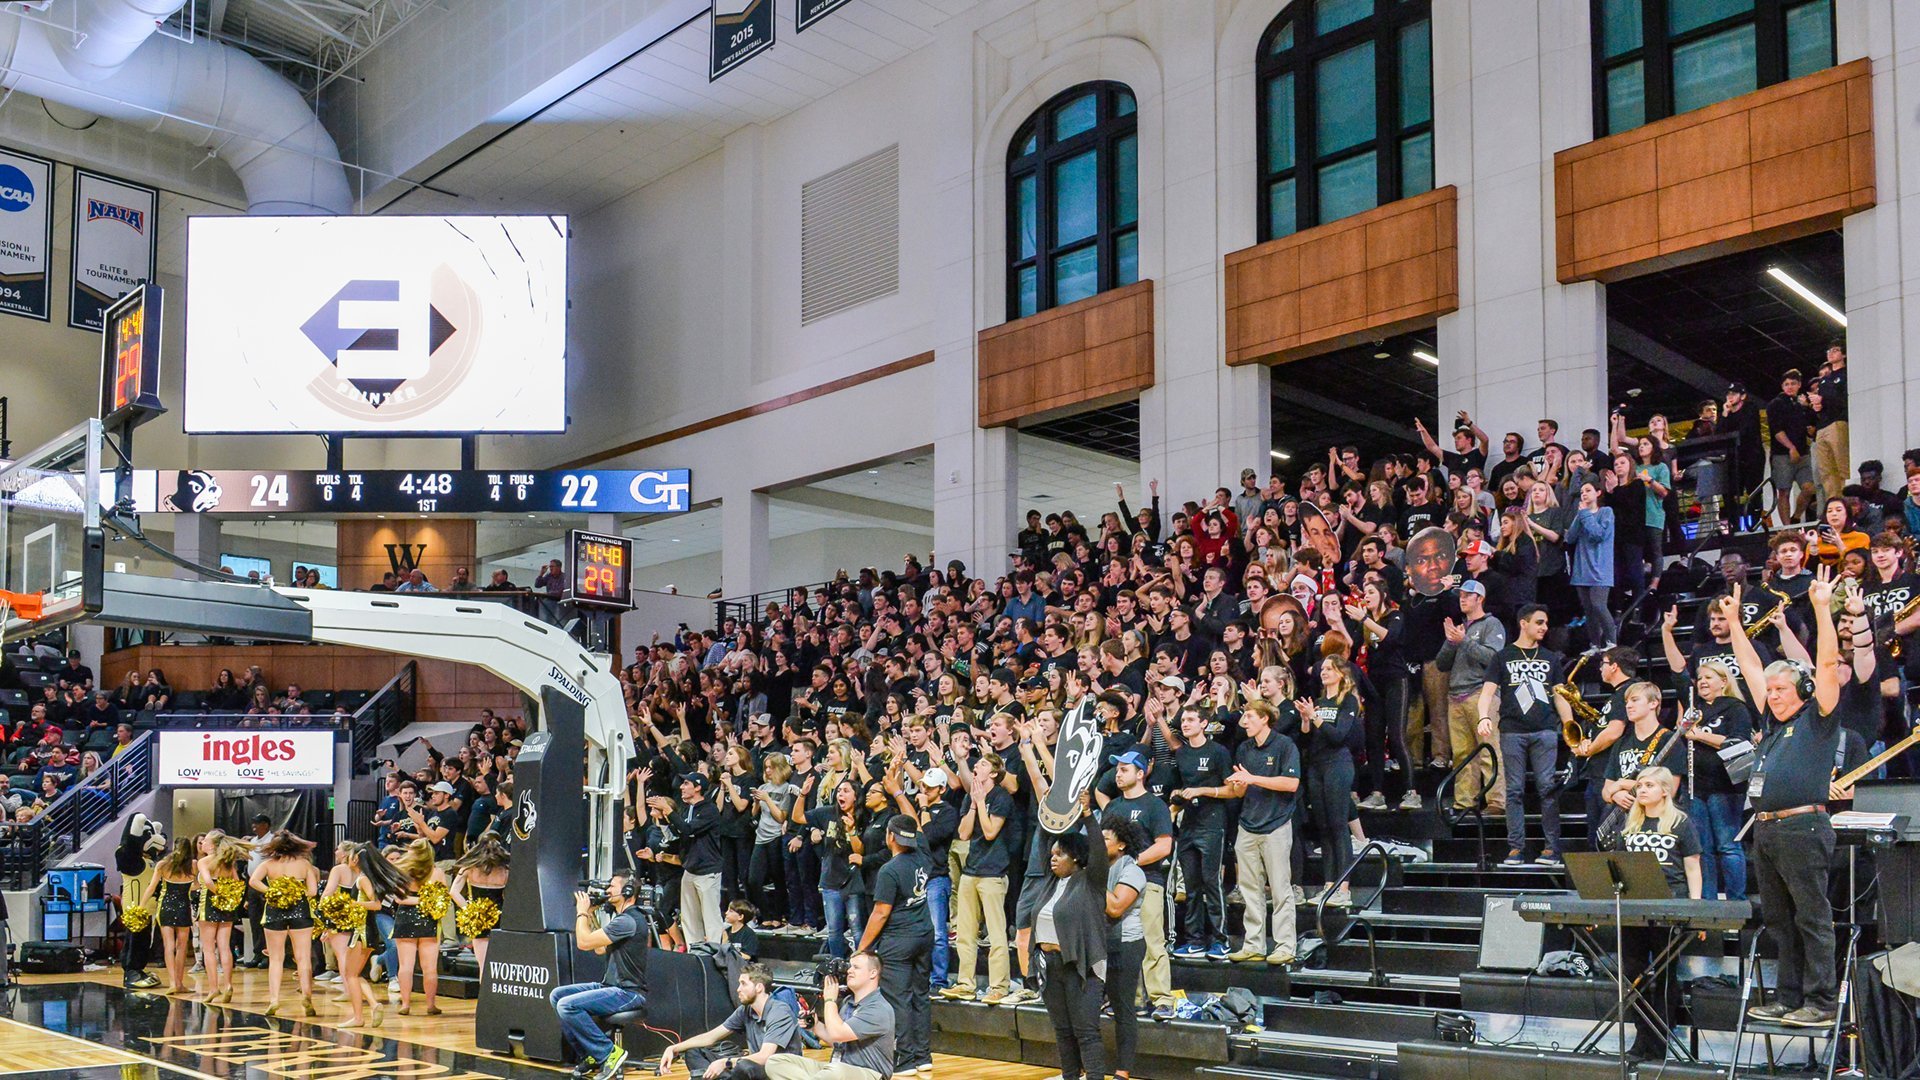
top-left (116, 813), bottom-right (167, 989)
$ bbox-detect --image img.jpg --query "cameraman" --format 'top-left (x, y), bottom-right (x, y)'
top-left (765, 951), bottom-right (896, 1080)
top-left (856, 816), bottom-right (933, 1076)
top-left (548, 870), bottom-right (649, 1080)
top-left (658, 963), bottom-right (801, 1080)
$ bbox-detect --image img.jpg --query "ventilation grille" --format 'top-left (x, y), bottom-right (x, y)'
top-left (801, 145), bottom-right (900, 325)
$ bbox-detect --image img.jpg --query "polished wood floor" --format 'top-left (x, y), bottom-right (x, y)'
top-left (18, 969), bottom-right (1058, 1080)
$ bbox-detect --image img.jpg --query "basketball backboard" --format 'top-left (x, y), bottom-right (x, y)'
top-left (0, 419), bottom-right (106, 643)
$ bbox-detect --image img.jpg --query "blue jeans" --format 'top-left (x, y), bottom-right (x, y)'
top-left (549, 983), bottom-right (644, 1061)
top-left (821, 889), bottom-right (865, 958)
top-left (926, 874), bottom-right (952, 987)
top-left (1692, 793), bottom-right (1748, 900)
top-left (376, 913), bottom-right (397, 979)
top-left (1499, 729), bottom-right (1562, 855)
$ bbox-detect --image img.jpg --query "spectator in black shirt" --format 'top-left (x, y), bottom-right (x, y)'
top-left (1769, 369), bottom-right (1817, 525)
top-left (661, 774), bottom-right (724, 947)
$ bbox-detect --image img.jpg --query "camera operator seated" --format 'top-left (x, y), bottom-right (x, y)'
top-left (763, 951), bottom-right (895, 1080)
top-left (658, 963), bottom-right (801, 1080)
top-left (549, 870), bottom-right (649, 1080)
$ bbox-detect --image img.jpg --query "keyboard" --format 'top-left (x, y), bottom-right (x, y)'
top-left (1513, 894), bottom-right (1752, 931)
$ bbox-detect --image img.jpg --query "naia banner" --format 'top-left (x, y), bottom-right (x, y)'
top-left (797, 0), bottom-right (854, 31)
top-left (0, 148), bottom-right (53, 321)
top-left (70, 168), bottom-right (158, 331)
top-left (711, 0), bottom-right (774, 80)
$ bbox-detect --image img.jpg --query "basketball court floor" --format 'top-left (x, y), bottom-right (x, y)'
top-left (0, 970), bottom-right (1054, 1080)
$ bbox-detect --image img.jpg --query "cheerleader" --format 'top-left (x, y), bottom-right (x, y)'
top-left (248, 830), bottom-right (320, 1017)
top-left (142, 838), bottom-right (198, 995)
top-left (194, 832), bottom-right (248, 1003)
top-left (391, 838), bottom-right (450, 1016)
top-left (339, 842), bottom-right (409, 1029)
top-left (450, 831), bottom-right (509, 975)
top-left (318, 843), bottom-right (380, 1015)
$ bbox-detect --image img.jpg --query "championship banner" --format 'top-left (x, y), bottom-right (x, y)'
top-left (69, 168), bottom-right (157, 331)
top-left (797, 0), bottom-right (854, 32)
top-left (1037, 697), bottom-right (1105, 835)
top-left (711, 0), bottom-right (774, 81)
top-left (0, 148), bottom-right (53, 321)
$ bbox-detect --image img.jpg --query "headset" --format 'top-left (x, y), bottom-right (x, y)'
top-left (1788, 660), bottom-right (1815, 701)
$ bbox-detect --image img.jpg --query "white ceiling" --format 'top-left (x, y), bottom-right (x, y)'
top-left (389, 0), bottom-right (983, 216)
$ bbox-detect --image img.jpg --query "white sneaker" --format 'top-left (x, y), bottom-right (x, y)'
top-left (1398, 791), bottom-right (1424, 811)
top-left (188, 962), bottom-right (204, 974)
top-left (1291, 886), bottom-right (1307, 905)
top-left (1357, 792), bottom-right (1388, 811)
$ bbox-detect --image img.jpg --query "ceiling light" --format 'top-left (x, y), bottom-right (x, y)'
top-left (1373, 351), bottom-right (1391, 359)
top-left (1766, 267), bottom-right (1847, 326)
top-left (867, 469), bottom-right (879, 475)
top-left (1412, 350), bottom-right (1439, 366)
top-left (671, 538), bottom-right (682, 542)
top-left (1270, 449), bottom-right (1291, 461)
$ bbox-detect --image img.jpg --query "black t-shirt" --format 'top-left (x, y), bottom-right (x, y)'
top-left (873, 848), bottom-right (932, 938)
top-left (1173, 740), bottom-right (1233, 832)
top-left (1305, 696), bottom-right (1360, 759)
top-left (1685, 637), bottom-right (1774, 686)
top-left (1615, 815), bottom-right (1702, 897)
top-left (1750, 700), bottom-right (1844, 813)
top-left (1605, 722), bottom-right (1671, 785)
top-left (599, 908), bottom-right (650, 991)
top-left (423, 809), bottom-right (456, 861)
top-left (1864, 572), bottom-right (1919, 639)
top-left (1815, 366), bottom-right (1847, 426)
top-left (1107, 792), bottom-right (1173, 887)
top-left (920, 802), bottom-right (959, 878)
top-left (1767, 395), bottom-right (1812, 454)
top-left (1398, 502), bottom-right (1444, 539)
top-left (727, 924), bottom-right (760, 958)
top-left (1234, 732), bottom-right (1301, 834)
top-left (1689, 697), bottom-right (1754, 796)
top-left (1488, 456), bottom-right (1526, 489)
top-left (961, 788), bottom-right (1017, 878)
top-left (1832, 675), bottom-right (1883, 749)
top-left (1486, 645), bottom-right (1563, 734)
top-left (1442, 446), bottom-right (1487, 481)
top-left (805, 806), bottom-right (859, 891)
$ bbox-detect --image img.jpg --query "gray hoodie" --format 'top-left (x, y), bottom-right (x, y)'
top-left (1434, 614), bottom-right (1507, 697)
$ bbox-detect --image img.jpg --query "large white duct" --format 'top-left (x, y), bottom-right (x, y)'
top-left (0, 2), bottom-right (353, 214)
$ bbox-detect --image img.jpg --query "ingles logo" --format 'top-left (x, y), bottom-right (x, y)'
top-left (87, 198), bottom-right (145, 233)
top-left (200, 733), bottom-right (298, 765)
top-left (0, 164), bottom-right (34, 213)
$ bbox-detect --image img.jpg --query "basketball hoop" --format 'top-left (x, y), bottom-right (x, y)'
top-left (0, 588), bottom-right (45, 628)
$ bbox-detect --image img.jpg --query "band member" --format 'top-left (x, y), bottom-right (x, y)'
top-left (1572, 647), bottom-right (1638, 849)
top-left (1600, 682), bottom-right (1669, 811)
top-left (1477, 605), bottom-right (1575, 866)
top-left (1606, 766), bottom-right (1703, 1061)
top-left (1721, 567), bottom-right (1846, 1029)
top-left (1681, 660), bottom-right (1755, 900)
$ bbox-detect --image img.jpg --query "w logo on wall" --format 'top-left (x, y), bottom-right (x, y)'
top-left (385, 543), bottom-right (426, 574)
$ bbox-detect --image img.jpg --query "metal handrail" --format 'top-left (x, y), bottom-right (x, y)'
top-left (1310, 839), bottom-right (1393, 986)
top-left (1436, 741), bottom-right (1498, 870)
top-left (715, 579), bottom-right (836, 629)
top-left (0, 731), bottom-right (155, 888)
top-left (349, 661), bottom-right (417, 775)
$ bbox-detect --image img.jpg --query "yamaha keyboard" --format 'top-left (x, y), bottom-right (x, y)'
top-left (1514, 894), bottom-right (1753, 931)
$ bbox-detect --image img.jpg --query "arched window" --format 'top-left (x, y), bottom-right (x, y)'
top-left (1257, 1), bottom-right (1433, 243)
top-left (1007, 82), bottom-right (1138, 320)
top-left (1594, 0), bottom-right (1835, 136)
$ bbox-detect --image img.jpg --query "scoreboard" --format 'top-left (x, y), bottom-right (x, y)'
top-left (99, 282), bottom-right (166, 431)
top-left (567, 530), bottom-right (633, 609)
top-left (124, 468), bottom-right (691, 515)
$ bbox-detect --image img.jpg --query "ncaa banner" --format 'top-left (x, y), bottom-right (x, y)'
top-left (70, 168), bottom-right (158, 331)
top-left (711, 0), bottom-right (774, 81)
top-left (797, 0), bottom-right (854, 32)
top-left (0, 148), bottom-right (53, 321)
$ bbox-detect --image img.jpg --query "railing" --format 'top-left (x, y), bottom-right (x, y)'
top-left (110, 588), bottom-right (550, 650)
top-left (1436, 741), bottom-right (1499, 871)
top-left (715, 580), bottom-right (834, 630)
top-left (1310, 840), bottom-right (1393, 986)
top-left (350, 661), bottom-right (417, 776)
top-left (0, 731), bottom-right (155, 890)
top-left (346, 798), bottom-right (378, 845)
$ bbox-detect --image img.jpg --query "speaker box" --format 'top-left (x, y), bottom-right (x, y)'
top-left (18, 942), bottom-right (84, 974)
top-left (1476, 896), bottom-right (1545, 972)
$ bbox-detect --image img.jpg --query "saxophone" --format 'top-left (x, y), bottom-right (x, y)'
top-left (1744, 585), bottom-right (1791, 638)
top-left (1555, 651), bottom-right (1603, 750)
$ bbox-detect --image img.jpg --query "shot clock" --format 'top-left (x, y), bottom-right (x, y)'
top-left (567, 529), bottom-right (634, 610)
top-left (99, 282), bottom-right (166, 433)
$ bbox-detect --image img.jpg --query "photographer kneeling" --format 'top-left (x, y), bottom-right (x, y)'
top-left (659, 964), bottom-right (801, 1080)
top-left (765, 951), bottom-right (896, 1080)
top-left (549, 870), bottom-right (649, 1080)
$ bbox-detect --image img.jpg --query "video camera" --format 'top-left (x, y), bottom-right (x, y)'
top-left (579, 877), bottom-right (660, 912)
top-left (811, 955), bottom-right (850, 988)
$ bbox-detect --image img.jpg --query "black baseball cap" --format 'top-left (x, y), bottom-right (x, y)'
top-left (887, 814), bottom-right (921, 849)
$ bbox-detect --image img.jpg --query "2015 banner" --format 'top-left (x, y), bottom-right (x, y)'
top-left (69, 168), bottom-right (157, 331)
top-left (0, 148), bottom-right (53, 321)
top-left (797, 0), bottom-right (854, 31)
top-left (710, 0), bottom-right (774, 80)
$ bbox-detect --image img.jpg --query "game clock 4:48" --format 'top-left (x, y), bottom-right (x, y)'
top-left (566, 529), bottom-right (634, 610)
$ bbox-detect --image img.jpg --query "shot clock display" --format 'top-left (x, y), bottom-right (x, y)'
top-left (567, 530), bottom-right (634, 610)
top-left (100, 282), bottom-right (166, 431)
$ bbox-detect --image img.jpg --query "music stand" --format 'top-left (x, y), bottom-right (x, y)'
top-left (1564, 852), bottom-right (1677, 1076)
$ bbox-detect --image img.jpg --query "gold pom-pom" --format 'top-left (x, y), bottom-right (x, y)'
top-left (419, 881), bottom-right (452, 922)
top-left (211, 877), bottom-right (247, 912)
top-left (455, 896), bottom-right (500, 938)
top-left (315, 891), bottom-right (365, 933)
top-left (122, 905), bottom-right (152, 932)
top-left (264, 876), bottom-right (307, 910)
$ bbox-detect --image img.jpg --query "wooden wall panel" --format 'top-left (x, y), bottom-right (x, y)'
top-left (1225, 186), bottom-right (1458, 367)
top-left (102, 644), bottom-right (525, 726)
top-left (1554, 60), bottom-right (1875, 283)
top-left (978, 280), bottom-right (1155, 427)
top-left (335, 519), bottom-right (477, 593)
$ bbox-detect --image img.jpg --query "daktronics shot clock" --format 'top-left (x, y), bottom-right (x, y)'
top-left (567, 529), bottom-right (634, 610)
top-left (99, 282), bottom-right (165, 431)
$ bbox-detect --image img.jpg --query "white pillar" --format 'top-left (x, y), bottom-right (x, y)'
top-left (1434, 0), bottom-right (1608, 446)
top-left (1838, 0), bottom-right (1919, 468)
top-left (934, 426), bottom-right (1019, 584)
top-left (720, 488), bottom-right (769, 599)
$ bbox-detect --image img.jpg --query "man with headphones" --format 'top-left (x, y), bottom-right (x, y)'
top-left (1721, 566), bottom-right (1848, 1030)
top-left (550, 869), bottom-right (650, 1080)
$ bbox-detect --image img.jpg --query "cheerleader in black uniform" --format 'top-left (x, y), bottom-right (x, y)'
top-left (391, 838), bottom-right (450, 1016)
top-left (248, 830), bottom-right (320, 1017)
top-left (143, 838), bottom-right (199, 995)
top-left (449, 831), bottom-right (509, 975)
top-left (339, 842), bottom-right (408, 1029)
top-left (194, 832), bottom-right (248, 1003)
